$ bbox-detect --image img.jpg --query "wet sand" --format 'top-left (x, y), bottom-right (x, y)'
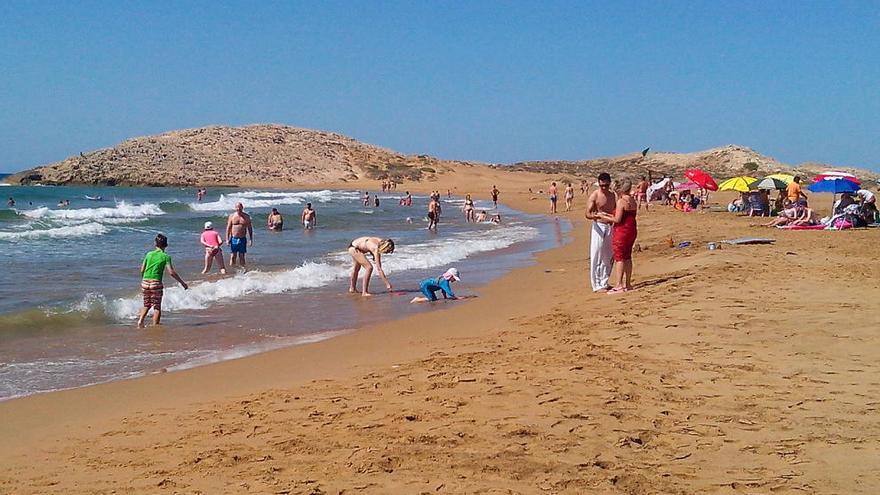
top-left (1, 171), bottom-right (878, 494)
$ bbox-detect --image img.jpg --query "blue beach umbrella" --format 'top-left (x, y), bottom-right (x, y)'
top-left (808, 179), bottom-right (859, 194)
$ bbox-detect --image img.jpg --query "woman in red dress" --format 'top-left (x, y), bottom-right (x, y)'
top-left (600, 179), bottom-right (638, 294)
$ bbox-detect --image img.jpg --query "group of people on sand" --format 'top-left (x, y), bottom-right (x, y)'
top-left (380, 179), bottom-right (396, 192)
top-left (584, 173), bottom-right (640, 295)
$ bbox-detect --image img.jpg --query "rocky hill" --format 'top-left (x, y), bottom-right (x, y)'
top-left (7, 126), bottom-right (878, 187)
top-left (504, 145), bottom-right (879, 184)
top-left (8, 125), bottom-right (471, 186)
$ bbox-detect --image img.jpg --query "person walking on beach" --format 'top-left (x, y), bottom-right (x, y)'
top-left (301, 203), bottom-right (317, 229)
top-left (585, 172), bottom-right (616, 292)
top-left (491, 185), bottom-right (500, 207)
top-left (347, 237), bottom-right (395, 296)
top-left (427, 195), bottom-right (440, 230)
top-left (137, 234), bottom-right (188, 328)
top-left (549, 182), bottom-right (559, 214)
top-left (267, 208), bottom-right (283, 231)
top-left (636, 176), bottom-right (650, 211)
top-left (226, 202), bottom-right (253, 268)
top-left (599, 179), bottom-right (638, 294)
top-left (410, 268), bottom-right (461, 303)
top-left (564, 183), bottom-right (575, 212)
top-left (200, 222), bottom-right (226, 275)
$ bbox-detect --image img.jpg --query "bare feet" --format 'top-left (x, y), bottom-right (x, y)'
top-left (361, 292), bottom-right (373, 297)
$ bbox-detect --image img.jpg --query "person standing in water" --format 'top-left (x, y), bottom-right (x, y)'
top-left (463, 194), bottom-right (476, 222)
top-left (585, 172), bottom-right (616, 292)
top-left (200, 222), bottom-right (226, 275)
top-left (599, 179), bottom-right (638, 294)
top-left (267, 208), bottom-right (284, 231)
top-left (549, 182), bottom-right (558, 214)
top-left (427, 196), bottom-right (440, 230)
top-left (6, 197), bottom-right (14, 207)
top-left (301, 203), bottom-right (317, 229)
top-left (226, 202), bottom-right (253, 268)
top-left (137, 234), bottom-right (188, 328)
top-left (491, 185), bottom-right (500, 207)
top-left (347, 237), bottom-right (395, 296)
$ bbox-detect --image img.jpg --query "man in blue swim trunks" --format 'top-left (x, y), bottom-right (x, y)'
top-left (410, 268), bottom-right (461, 303)
top-left (226, 202), bottom-right (254, 268)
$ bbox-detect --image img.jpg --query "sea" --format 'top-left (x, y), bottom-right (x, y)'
top-left (0, 181), bottom-right (568, 400)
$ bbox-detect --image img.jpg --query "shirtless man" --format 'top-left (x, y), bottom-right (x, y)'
top-left (548, 182), bottom-right (559, 214)
top-left (491, 185), bottom-right (500, 207)
top-left (267, 208), bottom-right (283, 231)
top-left (585, 172), bottom-right (617, 292)
top-left (301, 203), bottom-right (317, 229)
top-left (427, 196), bottom-right (440, 230)
top-left (636, 176), bottom-right (650, 211)
top-left (226, 202), bottom-right (253, 268)
top-left (347, 237), bottom-right (395, 296)
top-left (564, 183), bottom-right (575, 211)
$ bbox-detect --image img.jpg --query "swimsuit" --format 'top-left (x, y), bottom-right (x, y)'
top-left (141, 280), bottom-right (164, 309)
top-left (230, 237), bottom-right (247, 254)
top-left (419, 277), bottom-right (455, 301)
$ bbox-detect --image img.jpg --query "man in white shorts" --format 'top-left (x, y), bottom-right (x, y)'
top-left (585, 172), bottom-right (617, 292)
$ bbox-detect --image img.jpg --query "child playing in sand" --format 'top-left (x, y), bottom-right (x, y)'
top-left (137, 234), bottom-right (188, 328)
top-left (410, 268), bottom-right (461, 303)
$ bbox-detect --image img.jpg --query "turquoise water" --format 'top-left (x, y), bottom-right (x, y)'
top-left (0, 184), bottom-right (566, 399)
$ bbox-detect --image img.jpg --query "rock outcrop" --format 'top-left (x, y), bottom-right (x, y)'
top-left (8, 124), bottom-right (469, 186)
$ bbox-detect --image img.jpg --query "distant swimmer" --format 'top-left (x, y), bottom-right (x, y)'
top-left (476, 210), bottom-right (487, 222)
top-left (491, 185), bottom-right (500, 207)
top-left (410, 268), bottom-right (462, 304)
top-left (226, 202), bottom-right (253, 268)
top-left (405, 191), bottom-right (412, 206)
top-left (200, 221), bottom-right (226, 275)
top-left (137, 233), bottom-right (188, 328)
top-left (374, 195), bottom-right (380, 207)
top-left (347, 237), bottom-right (395, 296)
top-left (362, 191), bottom-right (370, 207)
top-left (301, 203), bottom-right (317, 229)
top-left (491, 213), bottom-right (502, 224)
top-left (267, 208), bottom-right (284, 231)
top-left (6, 197), bottom-right (14, 207)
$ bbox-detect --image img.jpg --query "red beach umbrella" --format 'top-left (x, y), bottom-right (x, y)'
top-left (813, 171), bottom-right (861, 184)
top-left (684, 169), bottom-right (719, 191)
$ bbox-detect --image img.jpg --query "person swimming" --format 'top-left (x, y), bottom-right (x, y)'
top-left (267, 208), bottom-right (283, 231)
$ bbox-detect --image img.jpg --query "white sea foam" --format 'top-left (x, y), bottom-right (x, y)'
top-left (0, 222), bottom-right (109, 241)
top-left (20, 201), bottom-right (164, 223)
top-left (104, 224), bottom-right (538, 319)
top-left (189, 190), bottom-right (350, 211)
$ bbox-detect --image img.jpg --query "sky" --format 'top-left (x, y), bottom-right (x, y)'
top-left (1, 1), bottom-right (878, 172)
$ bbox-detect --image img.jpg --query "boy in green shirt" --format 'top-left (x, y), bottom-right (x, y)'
top-left (137, 234), bottom-right (189, 328)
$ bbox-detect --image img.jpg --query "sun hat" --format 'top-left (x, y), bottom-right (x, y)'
top-left (204, 221), bottom-right (213, 230)
top-left (442, 267), bottom-right (461, 281)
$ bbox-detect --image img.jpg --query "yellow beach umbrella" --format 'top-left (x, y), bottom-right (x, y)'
top-left (718, 176), bottom-right (757, 192)
top-left (765, 173), bottom-right (795, 184)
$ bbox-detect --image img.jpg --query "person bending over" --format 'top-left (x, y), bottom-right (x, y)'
top-left (410, 268), bottom-right (461, 303)
top-left (348, 237), bottom-right (395, 296)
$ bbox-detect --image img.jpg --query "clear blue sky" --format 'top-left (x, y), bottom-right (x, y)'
top-left (1, 1), bottom-right (878, 172)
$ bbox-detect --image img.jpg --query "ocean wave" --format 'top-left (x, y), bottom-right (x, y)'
top-left (20, 201), bottom-right (165, 223)
top-left (188, 190), bottom-right (352, 211)
top-left (0, 222), bottom-right (109, 241)
top-left (104, 224), bottom-right (538, 319)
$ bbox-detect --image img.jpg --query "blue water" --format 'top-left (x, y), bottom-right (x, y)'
top-left (0, 185), bottom-right (567, 399)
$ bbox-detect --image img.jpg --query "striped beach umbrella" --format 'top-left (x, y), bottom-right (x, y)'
top-left (813, 171), bottom-right (861, 184)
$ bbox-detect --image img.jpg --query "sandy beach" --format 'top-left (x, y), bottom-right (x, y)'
top-left (1, 170), bottom-right (878, 494)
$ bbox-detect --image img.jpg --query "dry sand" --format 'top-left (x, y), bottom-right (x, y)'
top-left (1, 170), bottom-right (878, 494)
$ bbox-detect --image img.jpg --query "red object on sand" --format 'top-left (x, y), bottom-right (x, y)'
top-left (684, 169), bottom-right (719, 191)
top-left (813, 171), bottom-right (861, 184)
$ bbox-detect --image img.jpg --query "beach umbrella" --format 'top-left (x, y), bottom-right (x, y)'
top-left (675, 181), bottom-right (701, 191)
top-left (765, 173), bottom-right (795, 184)
top-left (750, 177), bottom-right (788, 190)
top-left (718, 176), bottom-right (757, 192)
top-left (684, 169), bottom-right (719, 191)
top-left (813, 171), bottom-right (861, 184)
top-left (808, 178), bottom-right (860, 216)
top-left (808, 178), bottom-right (859, 194)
